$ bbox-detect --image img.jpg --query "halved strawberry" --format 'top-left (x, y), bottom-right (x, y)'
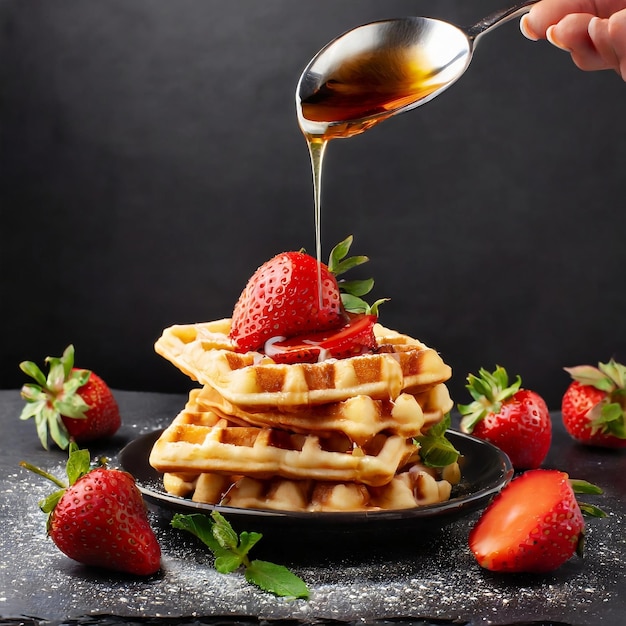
top-left (469, 469), bottom-right (604, 573)
top-left (265, 314), bottom-right (378, 364)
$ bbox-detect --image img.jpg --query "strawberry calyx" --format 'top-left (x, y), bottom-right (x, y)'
top-left (19, 345), bottom-right (94, 450)
top-left (469, 469), bottom-right (605, 573)
top-left (564, 359), bottom-right (626, 439)
top-left (570, 479), bottom-right (607, 520)
top-left (327, 235), bottom-right (388, 315)
top-left (20, 442), bottom-right (93, 518)
top-left (458, 365), bottom-right (522, 433)
top-left (264, 313), bottom-right (378, 364)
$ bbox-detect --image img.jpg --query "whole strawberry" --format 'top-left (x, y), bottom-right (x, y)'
top-left (561, 359), bottom-right (626, 448)
top-left (230, 249), bottom-right (343, 352)
top-left (19, 345), bottom-right (121, 449)
top-left (230, 235), bottom-right (386, 362)
top-left (21, 444), bottom-right (161, 576)
top-left (458, 365), bottom-right (551, 469)
top-left (469, 469), bottom-right (604, 573)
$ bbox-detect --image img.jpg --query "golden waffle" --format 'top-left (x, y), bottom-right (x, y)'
top-left (154, 319), bottom-right (452, 408)
top-left (195, 383), bottom-right (453, 445)
top-left (162, 461), bottom-right (461, 512)
top-left (149, 393), bottom-right (417, 487)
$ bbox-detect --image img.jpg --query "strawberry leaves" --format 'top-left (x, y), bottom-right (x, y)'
top-left (565, 359), bottom-right (626, 391)
top-left (458, 365), bottom-right (522, 432)
top-left (328, 235), bottom-right (388, 315)
top-left (172, 512), bottom-right (309, 599)
top-left (19, 345), bottom-right (92, 449)
top-left (570, 479), bottom-right (607, 519)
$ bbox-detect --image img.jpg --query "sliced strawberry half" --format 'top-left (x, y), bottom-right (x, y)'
top-left (264, 314), bottom-right (378, 364)
top-left (469, 469), bottom-right (585, 573)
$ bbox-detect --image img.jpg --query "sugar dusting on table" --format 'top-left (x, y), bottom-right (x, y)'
top-left (2, 402), bottom-right (625, 625)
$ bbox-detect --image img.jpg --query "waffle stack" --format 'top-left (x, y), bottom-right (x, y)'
top-left (149, 319), bottom-right (460, 512)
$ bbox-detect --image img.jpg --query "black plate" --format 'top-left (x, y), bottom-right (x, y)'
top-left (119, 429), bottom-right (513, 549)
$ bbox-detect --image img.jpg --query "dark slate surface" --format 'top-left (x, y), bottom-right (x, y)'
top-left (1, 389), bottom-right (625, 625)
top-left (2, 0), bottom-right (626, 411)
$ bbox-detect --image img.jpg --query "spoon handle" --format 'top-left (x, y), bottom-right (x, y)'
top-left (466, 0), bottom-right (539, 41)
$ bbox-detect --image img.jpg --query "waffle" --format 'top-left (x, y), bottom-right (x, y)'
top-left (154, 319), bottom-right (452, 408)
top-left (195, 383), bottom-right (452, 445)
top-left (162, 461), bottom-right (461, 512)
top-left (149, 393), bottom-right (418, 487)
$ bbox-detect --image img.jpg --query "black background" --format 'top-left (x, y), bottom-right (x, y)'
top-left (1, 0), bottom-right (625, 409)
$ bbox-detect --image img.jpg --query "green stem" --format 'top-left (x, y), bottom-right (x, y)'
top-left (20, 461), bottom-right (67, 489)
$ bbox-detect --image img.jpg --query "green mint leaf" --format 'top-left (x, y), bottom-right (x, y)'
top-left (238, 530), bottom-right (263, 556)
top-left (171, 513), bottom-right (227, 556)
top-left (214, 553), bottom-right (244, 574)
top-left (414, 414), bottom-right (460, 467)
top-left (245, 560), bottom-right (310, 599)
top-left (211, 510), bottom-right (239, 552)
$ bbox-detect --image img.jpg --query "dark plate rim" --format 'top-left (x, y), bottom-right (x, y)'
top-left (119, 429), bottom-right (513, 526)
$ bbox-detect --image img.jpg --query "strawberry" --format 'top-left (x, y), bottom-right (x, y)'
top-left (19, 345), bottom-right (121, 450)
top-left (458, 365), bottom-right (551, 469)
top-left (230, 235), bottom-right (387, 358)
top-left (469, 469), bottom-right (604, 573)
top-left (265, 313), bottom-right (378, 364)
top-left (561, 359), bottom-right (626, 448)
top-left (21, 444), bottom-right (161, 576)
top-left (230, 250), bottom-right (344, 352)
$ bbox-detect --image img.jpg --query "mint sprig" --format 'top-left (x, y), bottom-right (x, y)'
top-left (413, 414), bottom-right (460, 468)
top-left (171, 511), bottom-right (310, 599)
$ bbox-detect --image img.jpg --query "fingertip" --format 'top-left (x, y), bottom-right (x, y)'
top-left (520, 14), bottom-right (539, 41)
top-left (546, 25), bottom-right (571, 51)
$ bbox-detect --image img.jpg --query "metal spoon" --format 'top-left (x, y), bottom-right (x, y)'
top-left (296, 1), bottom-right (538, 139)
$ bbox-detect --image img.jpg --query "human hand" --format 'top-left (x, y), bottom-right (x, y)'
top-left (520, 0), bottom-right (626, 80)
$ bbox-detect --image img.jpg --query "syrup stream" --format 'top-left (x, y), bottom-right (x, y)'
top-left (306, 136), bottom-right (327, 310)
